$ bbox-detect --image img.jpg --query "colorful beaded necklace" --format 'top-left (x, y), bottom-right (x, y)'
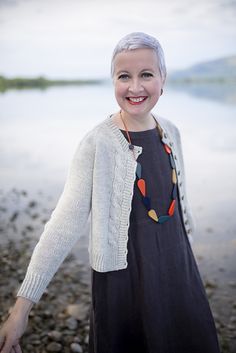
top-left (119, 110), bottom-right (177, 224)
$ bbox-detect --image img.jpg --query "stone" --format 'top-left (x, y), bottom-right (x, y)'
top-left (70, 343), bottom-right (83, 353)
top-left (204, 280), bottom-right (217, 289)
top-left (84, 334), bottom-right (89, 345)
top-left (46, 342), bottom-right (62, 352)
top-left (48, 330), bottom-right (62, 341)
top-left (66, 317), bottom-right (78, 330)
top-left (66, 304), bottom-right (89, 322)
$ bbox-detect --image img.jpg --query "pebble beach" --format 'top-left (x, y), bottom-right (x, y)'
top-left (0, 188), bottom-right (235, 353)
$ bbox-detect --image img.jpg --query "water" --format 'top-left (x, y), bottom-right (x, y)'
top-left (0, 82), bottom-right (236, 287)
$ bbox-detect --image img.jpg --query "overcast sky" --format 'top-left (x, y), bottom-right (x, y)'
top-left (0, 0), bottom-right (236, 79)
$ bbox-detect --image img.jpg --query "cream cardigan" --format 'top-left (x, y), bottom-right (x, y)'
top-left (17, 114), bottom-right (195, 303)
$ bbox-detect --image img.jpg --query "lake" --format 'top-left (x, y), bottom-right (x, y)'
top-left (0, 81), bottom-right (236, 292)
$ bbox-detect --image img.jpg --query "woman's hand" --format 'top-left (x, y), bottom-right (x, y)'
top-left (0, 297), bottom-right (34, 353)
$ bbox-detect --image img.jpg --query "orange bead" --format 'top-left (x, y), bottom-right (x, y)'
top-left (137, 178), bottom-right (146, 196)
top-left (168, 199), bottom-right (176, 216)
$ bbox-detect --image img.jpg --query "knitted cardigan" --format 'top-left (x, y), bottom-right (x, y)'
top-left (17, 113), bottom-right (195, 303)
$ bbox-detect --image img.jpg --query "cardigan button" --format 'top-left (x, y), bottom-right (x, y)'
top-left (187, 229), bottom-right (192, 234)
top-left (177, 171), bottom-right (180, 176)
top-left (129, 144), bottom-right (134, 150)
top-left (184, 208), bottom-right (187, 214)
top-left (169, 142), bottom-right (173, 146)
top-left (181, 195), bottom-right (184, 200)
top-left (184, 220), bottom-right (189, 225)
top-left (174, 155), bottom-right (177, 160)
top-left (164, 133), bottom-right (168, 138)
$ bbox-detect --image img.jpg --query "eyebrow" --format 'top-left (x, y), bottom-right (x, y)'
top-left (116, 68), bottom-right (155, 75)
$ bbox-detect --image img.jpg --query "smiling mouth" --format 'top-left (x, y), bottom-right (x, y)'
top-left (126, 96), bottom-right (147, 104)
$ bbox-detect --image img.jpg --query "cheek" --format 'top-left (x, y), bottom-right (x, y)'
top-left (150, 81), bottom-right (162, 97)
top-left (114, 83), bottom-right (126, 100)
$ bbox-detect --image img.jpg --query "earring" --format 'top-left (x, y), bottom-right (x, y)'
top-left (160, 88), bottom-right (163, 95)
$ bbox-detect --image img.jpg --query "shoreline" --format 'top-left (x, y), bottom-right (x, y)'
top-left (0, 188), bottom-right (235, 352)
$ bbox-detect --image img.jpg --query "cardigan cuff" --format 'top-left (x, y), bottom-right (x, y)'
top-left (16, 271), bottom-right (51, 303)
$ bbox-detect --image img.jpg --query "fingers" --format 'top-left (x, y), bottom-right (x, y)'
top-left (13, 345), bottom-right (22, 353)
top-left (0, 336), bottom-right (5, 350)
top-left (1, 339), bottom-right (15, 353)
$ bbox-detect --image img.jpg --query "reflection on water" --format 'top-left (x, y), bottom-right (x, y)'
top-left (167, 82), bottom-right (236, 105)
top-left (0, 82), bottom-right (236, 286)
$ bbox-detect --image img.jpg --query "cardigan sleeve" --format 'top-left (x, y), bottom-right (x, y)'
top-left (16, 132), bottom-right (96, 303)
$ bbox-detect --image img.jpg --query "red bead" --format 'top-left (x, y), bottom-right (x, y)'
top-left (164, 144), bottom-right (172, 154)
top-left (168, 199), bottom-right (176, 216)
top-left (137, 178), bottom-right (146, 196)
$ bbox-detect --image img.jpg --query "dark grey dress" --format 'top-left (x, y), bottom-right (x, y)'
top-left (88, 127), bottom-right (220, 353)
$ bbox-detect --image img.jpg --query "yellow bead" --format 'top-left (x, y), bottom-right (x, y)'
top-left (148, 209), bottom-right (159, 222)
top-left (172, 169), bottom-right (177, 184)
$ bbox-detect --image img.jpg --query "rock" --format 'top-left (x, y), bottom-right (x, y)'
top-left (227, 323), bottom-right (236, 331)
top-left (70, 342), bottom-right (83, 353)
top-left (48, 330), bottom-right (62, 341)
top-left (84, 334), bottom-right (89, 345)
top-left (9, 211), bottom-right (18, 222)
top-left (228, 281), bottom-right (236, 288)
top-left (230, 316), bottom-right (236, 323)
top-left (66, 303), bottom-right (89, 321)
top-left (218, 267), bottom-right (225, 272)
top-left (205, 288), bottom-right (213, 298)
top-left (204, 280), bottom-right (217, 289)
top-left (66, 317), bottom-right (78, 330)
top-left (46, 342), bottom-right (62, 352)
top-left (28, 200), bottom-right (37, 208)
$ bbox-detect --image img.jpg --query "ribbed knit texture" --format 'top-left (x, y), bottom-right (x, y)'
top-left (17, 114), bottom-right (195, 303)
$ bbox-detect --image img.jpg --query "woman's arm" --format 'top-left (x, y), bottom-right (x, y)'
top-left (17, 131), bottom-right (96, 303)
top-left (0, 297), bottom-right (34, 353)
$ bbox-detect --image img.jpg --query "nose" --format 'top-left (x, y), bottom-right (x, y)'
top-left (128, 78), bottom-right (144, 94)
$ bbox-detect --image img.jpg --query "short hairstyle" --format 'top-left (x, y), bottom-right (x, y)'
top-left (110, 32), bottom-right (167, 81)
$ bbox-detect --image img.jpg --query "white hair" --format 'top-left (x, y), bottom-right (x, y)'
top-left (110, 32), bottom-right (167, 80)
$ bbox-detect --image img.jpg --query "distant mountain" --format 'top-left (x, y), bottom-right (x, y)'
top-left (168, 56), bottom-right (236, 82)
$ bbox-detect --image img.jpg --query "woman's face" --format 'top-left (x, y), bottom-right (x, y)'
top-left (113, 48), bottom-right (164, 120)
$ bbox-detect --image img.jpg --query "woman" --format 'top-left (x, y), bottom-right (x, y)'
top-left (0, 32), bottom-right (220, 353)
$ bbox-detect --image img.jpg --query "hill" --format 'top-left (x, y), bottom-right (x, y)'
top-left (168, 56), bottom-right (236, 83)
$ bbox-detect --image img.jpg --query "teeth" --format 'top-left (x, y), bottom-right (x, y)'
top-left (128, 97), bottom-right (145, 102)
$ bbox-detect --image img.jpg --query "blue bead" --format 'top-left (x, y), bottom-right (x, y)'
top-left (158, 215), bottom-right (170, 224)
top-left (136, 162), bottom-right (142, 179)
top-left (129, 144), bottom-right (134, 150)
top-left (172, 184), bottom-right (177, 199)
top-left (142, 196), bottom-right (151, 210)
top-left (169, 154), bottom-right (176, 169)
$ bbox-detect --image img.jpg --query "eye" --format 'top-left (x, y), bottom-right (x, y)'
top-left (142, 72), bottom-right (153, 78)
top-left (118, 74), bottom-right (130, 81)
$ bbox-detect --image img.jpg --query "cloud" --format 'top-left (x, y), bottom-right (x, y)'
top-left (0, 0), bottom-right (235, 78)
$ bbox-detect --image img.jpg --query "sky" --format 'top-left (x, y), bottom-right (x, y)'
top-left (0, 0), bottom-right (236, 79)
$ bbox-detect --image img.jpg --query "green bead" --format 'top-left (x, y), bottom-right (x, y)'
top-left (158, 215), bottom-right (170, 224)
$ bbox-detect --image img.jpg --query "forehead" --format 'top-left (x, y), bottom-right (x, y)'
top-left (113, 48), bottom-right (159, 73)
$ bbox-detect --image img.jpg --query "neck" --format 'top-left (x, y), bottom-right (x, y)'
top-left (119, 110), bottom-right (156, 132)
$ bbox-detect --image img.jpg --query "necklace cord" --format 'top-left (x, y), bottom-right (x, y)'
top-left (119, 109), bottom-right (177, 224)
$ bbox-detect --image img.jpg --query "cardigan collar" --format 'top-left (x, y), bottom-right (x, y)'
top-left (105, 113), bottom-right (172, 157)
